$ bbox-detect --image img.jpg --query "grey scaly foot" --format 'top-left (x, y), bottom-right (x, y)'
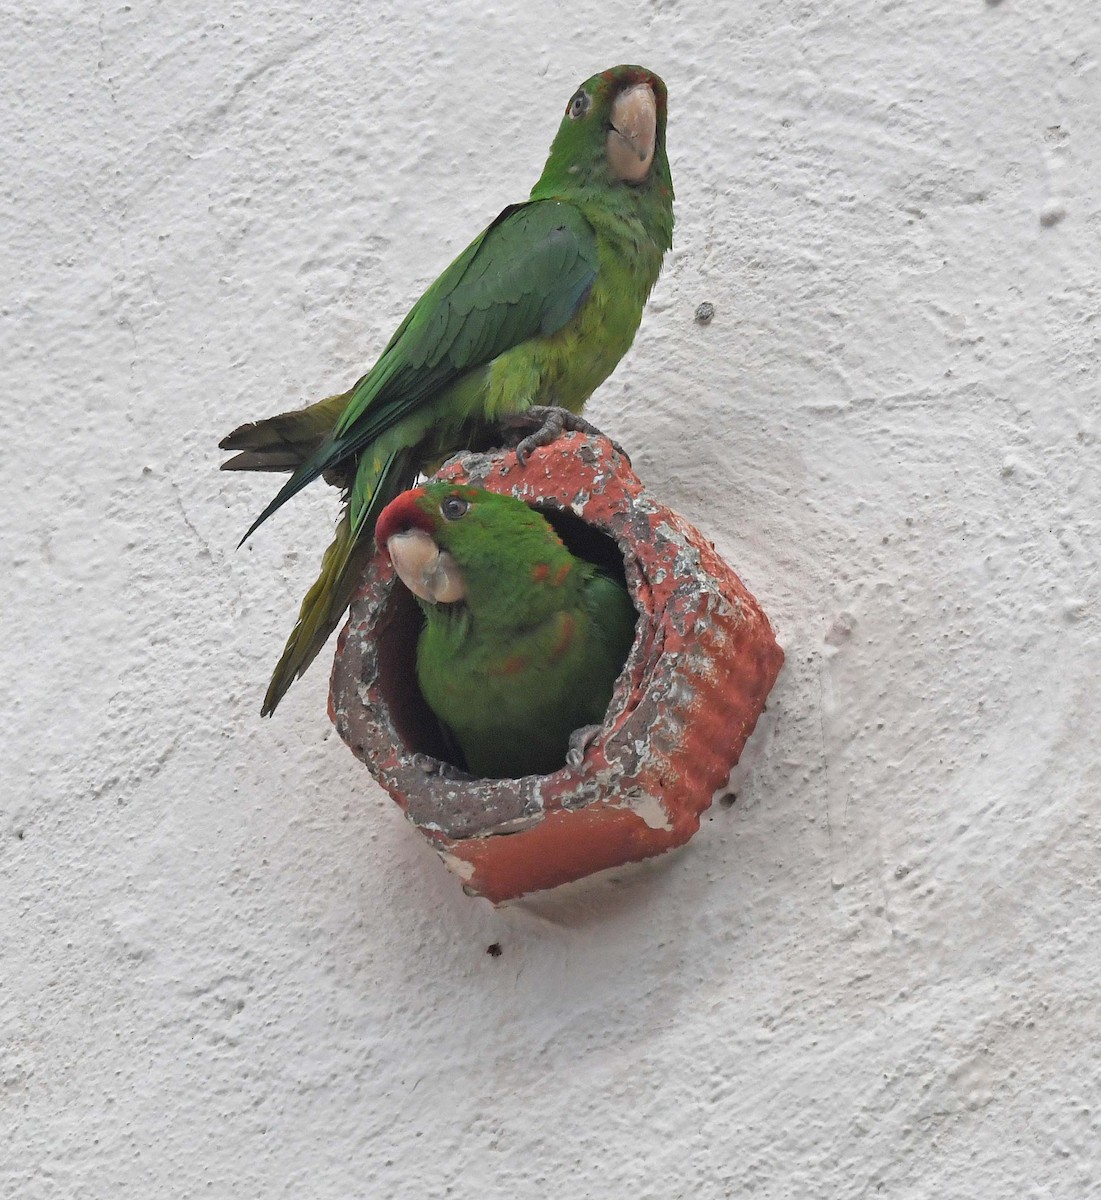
top-left (565, 724), bottom-right (603, 771)
top-left (506, 406), bottom-right (632, 467)
top-left (411, 753), bottom-right (473, 781)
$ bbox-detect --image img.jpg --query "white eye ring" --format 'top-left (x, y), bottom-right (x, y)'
top-left (567, 90), bottom-right (591, 120)
top-left (440, 495), bottom-right (470, 521)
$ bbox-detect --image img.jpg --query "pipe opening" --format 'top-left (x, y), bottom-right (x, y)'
top-left (373, 506), bottom-right (635, 778)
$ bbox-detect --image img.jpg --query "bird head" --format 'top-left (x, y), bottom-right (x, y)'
top-left (532, 65), bottom-right (672, 196)
top-left (377, 483), bottom-right (574, 614)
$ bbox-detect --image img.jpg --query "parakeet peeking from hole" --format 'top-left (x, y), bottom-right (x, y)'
top-left (375, 484), bottom-right (638, 779)
top-left (220, 65), bottom-right (673, 716)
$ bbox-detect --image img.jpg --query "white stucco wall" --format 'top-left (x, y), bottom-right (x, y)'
top-left (4, 2), bottom-right (1098, 1196)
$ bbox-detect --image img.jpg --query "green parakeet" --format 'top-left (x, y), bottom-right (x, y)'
top-left (375, 482), bottom-right (638, 779)
top-left (221, 64), bottom-right (673, 715)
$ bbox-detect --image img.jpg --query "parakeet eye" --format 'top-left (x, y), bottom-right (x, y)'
top-left (440, 495), bottom-right (470, 521)
top-left (566, 90), bottom-right (591, 120)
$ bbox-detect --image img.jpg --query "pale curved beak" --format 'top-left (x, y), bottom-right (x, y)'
top-left (606, 83), bottom-right (657, 183)
top-left (387, 529), bottom-right (467, 605)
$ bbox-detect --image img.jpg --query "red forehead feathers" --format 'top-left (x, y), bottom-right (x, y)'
top-left (375, 487), bottom-right (434, 552)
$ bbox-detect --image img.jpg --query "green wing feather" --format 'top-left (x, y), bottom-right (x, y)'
top-left (259, 447), bottom-right (415, 715)
top-left (238, 201), bottom-right (598, 545)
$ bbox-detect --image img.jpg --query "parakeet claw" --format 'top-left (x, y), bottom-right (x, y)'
top-left (565, 724), bottom-right (603, 770)
top-left (506, 406), bottom-right (632, 467)
top-left (411, 753), bottom-right (473, 781)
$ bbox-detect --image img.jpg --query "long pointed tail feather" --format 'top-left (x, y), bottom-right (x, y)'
top-left (222, 393), bottom-right (357, 547)
top-left (220, 392), bottom-right (350, 472)
top-left (260, 448), bottom-right (414, 716)
top-left (235, 445), bottom-right (335, 550)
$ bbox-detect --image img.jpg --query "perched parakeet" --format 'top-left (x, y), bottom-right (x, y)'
top-left (220, 64), bottom-right (674, 715)
top-left (375, 483), bottom-right (638, 778)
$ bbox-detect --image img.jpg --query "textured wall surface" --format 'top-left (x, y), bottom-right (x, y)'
top-left (4, 2), bottom-right (1098, 1197)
